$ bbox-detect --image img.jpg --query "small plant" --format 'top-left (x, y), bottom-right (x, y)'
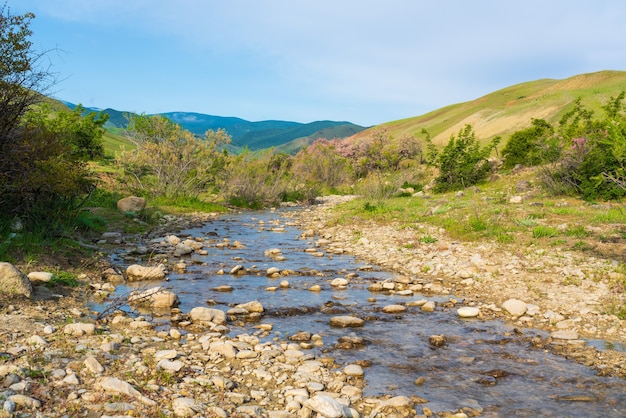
top-left (516, 217), bottom-right (538, 227)
top-left (532, 225), bottom-right (559, 238)
top-left (48, 271), bottom-right (80, 288)
top-left (565, 225), bottom-right (590, 238)
top-left (363, 202), bottom-right (377, 212)
top-left (420, 235), bottom-right (438, 244)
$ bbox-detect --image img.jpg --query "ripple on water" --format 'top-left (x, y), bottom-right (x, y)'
top-left (97, 210), bottom-right (626, 417)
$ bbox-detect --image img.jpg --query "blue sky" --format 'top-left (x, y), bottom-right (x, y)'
top-left (11, 0), bottom-right (626, 126)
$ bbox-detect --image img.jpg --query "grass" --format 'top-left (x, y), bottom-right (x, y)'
top-left (331, 170), bottom-right (625, 262)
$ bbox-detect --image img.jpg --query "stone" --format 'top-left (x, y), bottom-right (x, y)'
top-left (331, 277), bottom-right (349, 287)
top-left (128, 286), bottom-right (179, 308)
top-left (95, 376), bottom-right (156, 406)
top-left (172, 397), bottom-right (202, 417)
top-left (502, 298), bottom-right (527, 316)
top-left (429, 334), bottom-right (447, 347)
top-left (551, 330), bottom-right (579, 340)
top-left (236, 300), bottom-right (264, 313)
top-left (100, 232), bottom-right (122, 244)
top-left (382, 304), bottom-right (406, 313)
top-left (117, 196), bottom-right (146, 213)
top-left (208, 341), bottom-right (238, 358)
top-left (457, 306), bottom-right (480, 318)
top-left (0, 262), bottom-right (32, 298)
top-left (27, 271), bottom-right (54, 283)
top-left (421, 301), bottom-right (436, 312)
top-left (329, 316), bottom-right (364, 327)
top-left (370, 395), bottom-right (414, 417)
top-left (126, 264), bottom-right (166, 281)
top-left (157, 359), bottom-right (184, 372)
top-left (344, 364), bottom-right (364, 377)
top-left (155, 349), bottom-right (177, 361)
top-left (64, 323), bottom-right (95, 336)
top-left (189, 307), bottom-right (226, 325)
top-left (303, 394), bottom-right (345, 418)
top-left (84, 356), bottom-right (105, 374)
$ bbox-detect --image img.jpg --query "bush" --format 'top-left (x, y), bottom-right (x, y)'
top-left (502, 118), bottom-right (555, 169)
top-left (432, 125), bottom-right (500, 192)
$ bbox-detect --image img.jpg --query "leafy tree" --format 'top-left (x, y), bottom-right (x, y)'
top-left (292, 138), bottom-right (352, 193)
top-left (221, 149), bottom-right (292, 208)
top-left (22, 104), bottom-right (107, 160)
top-left (433, 125), bottom-right (499, 192)
top-left (541, 94), bottom-right (626, 200)
top-left (118, 114), bottom-right (230, 198)
top-left (502, 118), bottom-right (555, 169)
top-left (0, 7), bottom-right (101, 230)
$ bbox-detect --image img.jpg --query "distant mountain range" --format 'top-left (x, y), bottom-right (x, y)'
top-left (61, 102), bottom-right (367, 154)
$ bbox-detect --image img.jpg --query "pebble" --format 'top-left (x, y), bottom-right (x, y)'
top-left (457, 306), bottom-right (480, 318)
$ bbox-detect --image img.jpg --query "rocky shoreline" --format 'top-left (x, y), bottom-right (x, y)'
top-left (0, 197), bottom-right (625, 417)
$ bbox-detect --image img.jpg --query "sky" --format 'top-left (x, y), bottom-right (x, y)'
top-left (10, 1), bottom-right (626, 126)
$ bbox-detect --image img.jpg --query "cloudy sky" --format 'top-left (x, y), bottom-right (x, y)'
top-left (11, 1), bottom-right (626, 126)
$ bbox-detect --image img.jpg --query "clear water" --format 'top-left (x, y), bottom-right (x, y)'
top-left (94, 209), bottom-right (626, 417)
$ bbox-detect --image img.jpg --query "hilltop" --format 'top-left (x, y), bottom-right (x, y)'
top-left (352, 70), bottom-right (626, 146)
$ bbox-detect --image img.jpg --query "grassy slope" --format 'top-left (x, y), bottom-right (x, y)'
top-left (352, 70), bottom-right (626, 146)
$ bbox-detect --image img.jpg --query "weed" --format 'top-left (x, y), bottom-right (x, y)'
top-left (420, 235), bottom-right (438, 244)
top-left (532, 225), bottom-right (559, 238)
top-left (565, 225), bottom-right (591, 238)
top-left (363, 202), bottom-right (377, 212)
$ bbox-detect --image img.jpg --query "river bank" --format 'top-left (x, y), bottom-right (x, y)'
top-left (0, 197), bottom-right (625, 417)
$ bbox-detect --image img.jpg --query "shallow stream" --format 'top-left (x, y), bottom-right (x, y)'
top-left (100, 209), bottom-right (626, 416)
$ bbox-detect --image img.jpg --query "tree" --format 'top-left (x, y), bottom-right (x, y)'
top-left (502, 118), bottom-right (554, 169)
top-left (433, 125), bottom-right (499, 192)
top-left (0, 5), bottom-right (53, 143)
top-left (119, 114), bottom-right (230, 198)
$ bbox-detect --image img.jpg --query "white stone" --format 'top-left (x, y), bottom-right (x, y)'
top-left (344, 364), bottom-right (364, 377)
top-left (189, 307), bottom-right (226, 325)
top-left (457, 306), bottom-right (480, 318)
top-left (303, 394), bottom-right (345, 418)
top-left (172, 397), bottom-right (202, 417)
top-left (502, 298), bottom-right (527, 316)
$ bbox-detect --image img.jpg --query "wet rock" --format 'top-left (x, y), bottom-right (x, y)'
top-left (126, 264), bottom-right (166, 281)
top-left (128, 286), bottom-right (179, 308)
top-left (236, 300), bottom-right (264, 313)
top-left (0, 262), bottom-right (32, 298)
top-left (344, 364), bottom-right (364, 377)
top-left (189, 307), bottom-right (226, 325)
top-left (382, 304), bottom-right (406, 313)
top-left (477, 375), bottom-right (497, 385)
top-left (457, 306), bottom-right (480, 318)
top-left (421, 301), bottom-right (436, 312)
top-left (369, 395), bottom-right (414, 417)
top-left (330, 316), bottom-right (365, 328)
top-left (502, 298), bottom-right (527, 316)
top-left (429, 334), bottom-right (447, 347)
top-left (289, 331), bottom-right (312, 341)
top-left (331, 277), bottom-right (349, 287)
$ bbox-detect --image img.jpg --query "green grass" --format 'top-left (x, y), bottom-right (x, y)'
top-left (532, 225), bottom-right (559, 238)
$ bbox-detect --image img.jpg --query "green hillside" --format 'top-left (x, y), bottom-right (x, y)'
top-left (353, 70), bottom-right (626, 146)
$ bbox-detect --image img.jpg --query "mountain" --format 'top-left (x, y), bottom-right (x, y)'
top-left (352, 70), bottom-right (626, 147)
top-left (60, 102), bottom-right (367, 153)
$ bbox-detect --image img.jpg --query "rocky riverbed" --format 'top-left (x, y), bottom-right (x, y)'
top-left (0, 197), bottom-right (625, 417)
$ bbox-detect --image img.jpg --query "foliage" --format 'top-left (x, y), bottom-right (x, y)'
top-left (117, 114), bottom-right (230, 198)
top-left (23, 103), bottom-right (107, 160)
top-left (0, 6), bottom-right (54, 142)
top-left (540, 94), bottom-right (626, 200)
top-left (0, 7), bottom-right (100, 230)
top-left (220, 149), bottom-right (293, 208)
top-left (291, 138), bottom-right (352, 193)
top-left (431, 125), bottom-right (500, 192)
top-left (502, 118), bottom-right (555, 168)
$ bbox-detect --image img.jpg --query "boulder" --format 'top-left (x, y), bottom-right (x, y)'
top-left (0, 262), bottom-right (32, 298)
top-left (117, 196), bottom-right (146, 213)
top-left (126, 264), bottom-right (166, 281)
top-left (189, 307), bottom-right (226, 325)
top-left (128, 286), bottom-right (179, 308)
top-left (502, 298), bottom-right (527, 316)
